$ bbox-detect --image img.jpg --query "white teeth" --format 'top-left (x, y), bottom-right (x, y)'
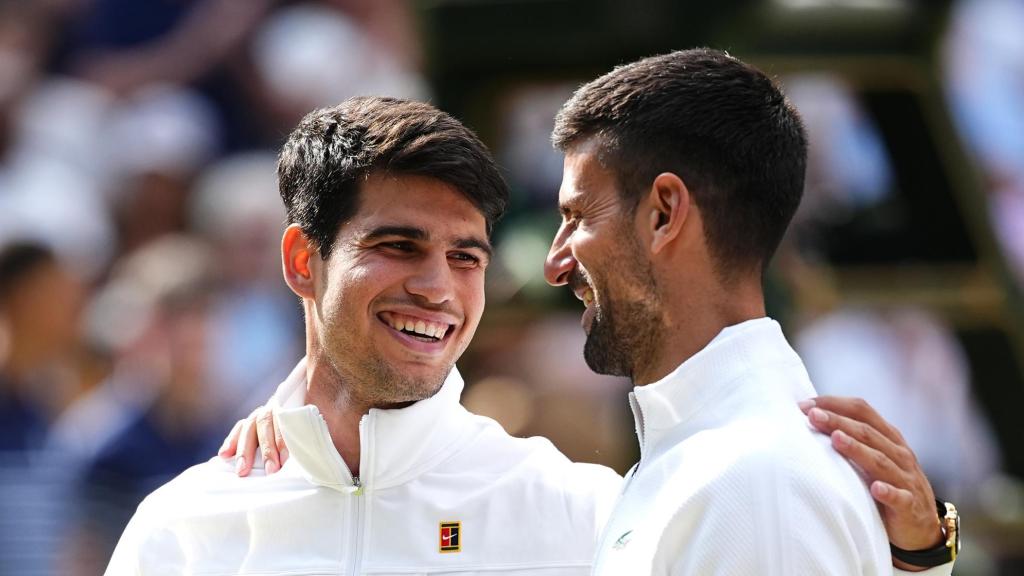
top-left (583, 289), bottom-right (595, 307)
top-left (384, 313), bottom-right (448, 339)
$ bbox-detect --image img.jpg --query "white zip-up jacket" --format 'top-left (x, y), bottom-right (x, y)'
top-left (591, 318), bottom-right (954, 576)
top-left (105, 360), bottom-right (623, 575)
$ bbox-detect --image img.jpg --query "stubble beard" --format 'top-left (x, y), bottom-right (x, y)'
top-left (582, 256), bottom-right (661, 380)
top-left (323, 331), bottom-right (452, 408)
top-left (356, 354), bottom-right (450, 407)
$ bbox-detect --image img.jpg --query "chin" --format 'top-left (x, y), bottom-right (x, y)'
top-left (382, 363), bottom-right (452, 403)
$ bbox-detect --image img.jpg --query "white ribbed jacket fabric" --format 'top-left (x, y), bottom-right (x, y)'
top-left (104, 360), bottom-right (623, 575)
top-left (591, 318), bottom-right (954, 576)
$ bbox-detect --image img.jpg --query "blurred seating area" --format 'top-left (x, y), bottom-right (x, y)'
top-left (0, 0), bottom-right (1022, 574)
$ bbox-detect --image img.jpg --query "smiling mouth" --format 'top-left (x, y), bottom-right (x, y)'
top-left (378, 311), bottom-right (454, 343)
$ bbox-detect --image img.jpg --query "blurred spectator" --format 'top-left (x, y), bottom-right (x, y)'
top-left (496, 83), bottom-right (577, 210)
top-left (784, 74), bottom-right (894, 235)
top-left (0, 241), bottom-right (83, 575)
top-left (795, 307), bottom-right (1001, 504)
top-left (249, 1), bottom-right (428, 134)
top-left (63, 0), bottom-right (271, 96)
top-left (945, 0), bottom-right (1024, 185)
top-left (944, 0), bottom-right (1024, 283)
top-left (55, 0), bottom-right (270, 150)
top-left (0, 2), bottom-right (49, 161)
top-left (189, 152), bottom-right (301, 416)
top-left (66, 236), bottom-right (227, 575)
top-left (0, 4), bottom-right (116, 281)
top-left (104, 85), bottom-right (221, 253)
top-left (0, 242), bottom-right (82, 448)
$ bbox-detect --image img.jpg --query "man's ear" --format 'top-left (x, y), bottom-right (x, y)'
top-left (645, 172), bottom-right (690, 255)
top-left (282, 224), bottom-right (317, 299)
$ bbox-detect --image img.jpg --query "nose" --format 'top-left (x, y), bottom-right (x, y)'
top-left (405, 253), bottom-right (456, 305)
top-left (544, 222), bottom-right (576, 287)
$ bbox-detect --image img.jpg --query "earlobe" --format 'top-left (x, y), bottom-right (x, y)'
top-left (282, 225), bottom-right (317, 299)
top-left (649, 172), bottom-right (689, 255)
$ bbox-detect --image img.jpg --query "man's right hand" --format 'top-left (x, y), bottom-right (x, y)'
top-left (219, 406), bottom-right (289, 477)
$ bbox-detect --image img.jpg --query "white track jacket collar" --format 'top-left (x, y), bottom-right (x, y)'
top-left (270, 357), bottom-right (476, 491)
top-left (105, 359), bottom-right (623, 576)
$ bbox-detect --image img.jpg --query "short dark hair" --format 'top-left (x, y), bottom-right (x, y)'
top-left (0, 242), bottom-right (56, 304)
top-left (552, 48), bottom-right (807, 277)
top-left (278, 96), bottom-right (510, 259)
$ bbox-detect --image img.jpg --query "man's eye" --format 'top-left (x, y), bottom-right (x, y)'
top-left (382, 241), bottom-right (414, 252)
top-left (449, 252), bottom-right (481, 266)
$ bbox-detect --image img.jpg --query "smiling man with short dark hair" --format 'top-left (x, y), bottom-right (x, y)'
top-left (105, 96), bottom-right (624, 575)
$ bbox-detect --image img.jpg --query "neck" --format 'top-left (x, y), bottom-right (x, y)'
top-left (304, 353), bottom-right (371, 478)
top-left (633, 277), bottom-right (765, 386)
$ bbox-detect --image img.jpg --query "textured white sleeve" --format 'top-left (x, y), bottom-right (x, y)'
top-left (894, 563), bottom-right (954, 576)
top-left (658, 450), bottom-right (891, 576)
top-left (659, 493), bottom-right (877, 576)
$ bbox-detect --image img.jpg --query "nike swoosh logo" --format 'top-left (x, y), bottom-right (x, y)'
top-left (442, 534), bottom-right (451, 541)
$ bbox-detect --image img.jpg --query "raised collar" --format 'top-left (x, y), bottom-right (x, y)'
top-left (629, 318), bottom-right (809, 462)
top-left (270, 358), bottom-right (472, 492)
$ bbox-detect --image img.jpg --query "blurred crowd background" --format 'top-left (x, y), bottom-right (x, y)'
top-left (0, 0), bottom-right (1022, 574)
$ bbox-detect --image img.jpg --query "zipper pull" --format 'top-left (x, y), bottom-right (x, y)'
top-left (353, 476), bottom-right (363, 496)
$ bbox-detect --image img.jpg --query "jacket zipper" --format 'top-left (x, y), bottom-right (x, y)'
top-left (349, 475), bottom-right (364, 575)
top-left (348, 413), bottom-right (371, 576)
top-left (310, 409), bottom-right (368, 576)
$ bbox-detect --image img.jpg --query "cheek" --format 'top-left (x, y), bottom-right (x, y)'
top-left (569, 227), bottom-right (603, 265)
top-left (318, 265), bottom-right (371, 325)
top-left (575, 220), bottom-right (633, 275)
top-left (457, 274), bottom-right (486, 328)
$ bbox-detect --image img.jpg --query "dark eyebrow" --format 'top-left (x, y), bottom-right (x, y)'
top-left (362, 226), bottom-right (428, 242)
top-left (454, 237), bottom-right (493, 259)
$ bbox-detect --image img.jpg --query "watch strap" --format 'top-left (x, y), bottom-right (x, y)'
top-left (890, 499), bottom-right (959, 568)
